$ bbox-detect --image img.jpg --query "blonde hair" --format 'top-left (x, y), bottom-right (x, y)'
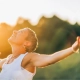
top-left (25, 28), bottom-right (38, 52)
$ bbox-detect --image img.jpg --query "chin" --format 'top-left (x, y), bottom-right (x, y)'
top-left (8, 37), bottom-right (13, 42)
top-left (8, 39), bottom-right (22, 46)
top-left (8, 37), bottom-right (16, 45)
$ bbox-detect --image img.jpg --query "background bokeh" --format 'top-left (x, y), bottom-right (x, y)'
top-left (0, 0), bottom-right (80, 80)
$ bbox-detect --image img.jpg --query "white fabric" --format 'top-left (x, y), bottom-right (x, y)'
top-left (0, 52), bottom-right (36, 80)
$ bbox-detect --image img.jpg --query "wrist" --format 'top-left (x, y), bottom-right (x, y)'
top-left (71, 41), bottom-right (79, 53)
top-left (71, 45), bottom-right (77, 53)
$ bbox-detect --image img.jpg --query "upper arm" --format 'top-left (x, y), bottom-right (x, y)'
top-left (31, 53), bottom-right (53, 68)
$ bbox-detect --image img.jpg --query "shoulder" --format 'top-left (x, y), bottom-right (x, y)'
top-left (25, 52), bottom-right (40, 59)
top-left (24, 52), bottom-right (40, 62)
top-left (21, 52), bottom-right (39, 66)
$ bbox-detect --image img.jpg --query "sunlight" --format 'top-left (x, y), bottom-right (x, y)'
top-left (0, 0), bottom-right (51, 25)
top-left (0, 0), bottom-right (79, 25)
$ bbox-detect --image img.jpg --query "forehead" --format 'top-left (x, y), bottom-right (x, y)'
top-left (18, 28), bottom-right (28, 32)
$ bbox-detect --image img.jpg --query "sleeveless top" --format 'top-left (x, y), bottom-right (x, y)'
top-left (0, 52), bottom-right (36, 80)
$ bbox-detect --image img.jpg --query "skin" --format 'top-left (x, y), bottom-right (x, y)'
top-left (0, 28), bottom-right (79, 73)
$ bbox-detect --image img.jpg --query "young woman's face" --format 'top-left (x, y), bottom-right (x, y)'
top-left (8, 28), bottom-right (28, 45)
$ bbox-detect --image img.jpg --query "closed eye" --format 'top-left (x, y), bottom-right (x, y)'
top-left (18, 30), bottom-right (24, 34)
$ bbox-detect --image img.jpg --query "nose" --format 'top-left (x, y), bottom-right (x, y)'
top-left (13, 30), bottom-right (17, 34)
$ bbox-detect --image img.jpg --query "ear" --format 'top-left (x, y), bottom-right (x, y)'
top-left (24, 41), bottom-right (31, 47)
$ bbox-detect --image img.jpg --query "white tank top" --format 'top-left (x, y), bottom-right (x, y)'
top-left (0, 52), bottom-right (36, 80)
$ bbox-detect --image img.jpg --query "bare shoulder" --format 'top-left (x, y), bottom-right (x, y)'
top-left (29, 52), bottom-right (41, 58)
top-left (21, 52), bottom-right (39, 66)
top-left (29, 52), bottom-right (44, 62)
top-left (23, 52), bottom-right (40, 62)
top-left (24, 52), bottom-right (39, 59)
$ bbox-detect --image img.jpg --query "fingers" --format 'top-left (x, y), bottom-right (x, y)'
top-left (77, 36), bottom-right (80, 47)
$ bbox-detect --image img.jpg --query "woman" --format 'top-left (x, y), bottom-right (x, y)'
top-left (0, 28), bottom-right (79, 80)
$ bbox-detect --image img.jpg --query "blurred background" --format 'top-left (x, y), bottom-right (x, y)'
top-left (0, 0), bottom-right (80, 80)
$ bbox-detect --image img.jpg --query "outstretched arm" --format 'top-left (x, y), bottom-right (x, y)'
top-left (31, 38), bottom-right (79, 68)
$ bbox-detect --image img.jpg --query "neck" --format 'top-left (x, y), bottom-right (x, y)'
top-left (11, 45), bottom-right (27, 57)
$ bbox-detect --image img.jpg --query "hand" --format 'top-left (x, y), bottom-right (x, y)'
top-left (77, 36), bottom-right (80, 47)
top-left (77, 36), bottom-right (80, 53)
top-left (72, 36), bottom-right (80, 52)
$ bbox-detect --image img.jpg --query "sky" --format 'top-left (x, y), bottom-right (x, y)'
top-left (0, 0), bottom-right (80, 25)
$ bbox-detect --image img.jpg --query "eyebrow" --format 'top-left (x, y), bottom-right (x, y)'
top-left (19, 30), bottom-right (26, 33)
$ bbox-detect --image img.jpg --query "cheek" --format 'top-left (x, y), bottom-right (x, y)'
top-left (14, 34), bottom-right (26, 43)
top-left (16, 37), bottom-right (25, 44)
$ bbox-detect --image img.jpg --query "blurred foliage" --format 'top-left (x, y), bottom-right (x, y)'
top-left (0, 15), bottom-right (80, 80)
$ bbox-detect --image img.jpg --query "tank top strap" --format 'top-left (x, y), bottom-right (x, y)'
top-left (15, 52), bottom-right (28, 67)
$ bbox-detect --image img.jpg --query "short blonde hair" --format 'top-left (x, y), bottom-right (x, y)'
top-left (25, 28), bottom-right (38, 52)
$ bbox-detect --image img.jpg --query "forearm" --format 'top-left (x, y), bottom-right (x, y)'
top-left (50, 41), bottom-right (78, 63)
